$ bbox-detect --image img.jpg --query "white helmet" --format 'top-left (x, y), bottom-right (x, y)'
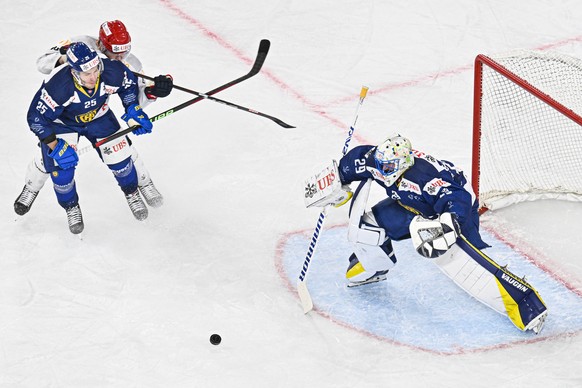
top-left (373, 135), bottom-right (414, 185)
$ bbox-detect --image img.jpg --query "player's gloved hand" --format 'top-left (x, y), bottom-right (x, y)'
top-left (122, 104), bottom-right (153, 135)
top-left (145, 74), bottom-right (173, 99)
top-left (48, 138), bottom-right (79, 170)
top-left (59, 44), bottom-right (71, 55)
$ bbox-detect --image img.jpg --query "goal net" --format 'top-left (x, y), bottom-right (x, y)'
top-left (472, 49), bottom-right (582, 211)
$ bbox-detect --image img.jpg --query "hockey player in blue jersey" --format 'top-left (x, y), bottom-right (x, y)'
top-left (336, 135), bottom-right (487, 285)
top-left (15, 20), bottom-right (172, 217)
top-left (304, 134), bottom-right (547, 334)
top-left (26, 42), bottom-right (154, 234)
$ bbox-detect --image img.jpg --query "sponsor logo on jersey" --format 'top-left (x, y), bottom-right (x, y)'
top-left (40, 88), bottom-right (58, 111)
top-left (101, 83), bottom-right (119, 95)
top-left (399, 178), bottom-right (421, 194)
top-left (423, 178), bottom-right (450, 195)
top-left (75, 109), bottom-right (98, 123)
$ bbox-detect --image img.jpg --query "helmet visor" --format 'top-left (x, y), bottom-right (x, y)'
top-left (375, 158), bottom-right (400, 176)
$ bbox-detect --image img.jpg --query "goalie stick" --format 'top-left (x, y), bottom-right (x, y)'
top-left (90, 39), bottom-right (272, 150)
top-left (297, 86), bottom-right (369, 314)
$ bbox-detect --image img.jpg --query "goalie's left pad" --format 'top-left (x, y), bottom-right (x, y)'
top-left (410, 213), bottom-right (460, 258)
top-left (304, 160), bottom-right (352, 208)
top-left (434, 236), bottom-right (548, 334)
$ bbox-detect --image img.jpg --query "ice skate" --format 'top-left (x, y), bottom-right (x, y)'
top-left (525, 310), bottom-right (548, 335)
top-left (138, 180), bottom-right (163, 208)
top-left (346, 254), bottom-right (389, 288)
top-left (65, 204), bottom-right (84, 234)
top-left (14, 186), bottom-right (39, 216)
top-left (125, 190), bottom-right (148, 220)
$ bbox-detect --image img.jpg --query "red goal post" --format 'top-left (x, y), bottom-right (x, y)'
top-left (472, 50), bottom-right (582, 212)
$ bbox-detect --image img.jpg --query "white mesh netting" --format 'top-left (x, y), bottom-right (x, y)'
top-left (476, 49), bottom-right (582, 210)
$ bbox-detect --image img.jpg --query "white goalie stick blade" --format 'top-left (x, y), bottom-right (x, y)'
top-left (297, 280), bottom-right (314, 313)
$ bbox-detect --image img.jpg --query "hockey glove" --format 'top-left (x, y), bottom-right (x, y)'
top-left (122, 104), bottom-right (153, 135)
top-left (409, 212), bottom-right (460, 258)
top-left (145, 74), bottom-right (173, 99)
top-left (59, 44), bottom-right (71, 55)
top-left (48, 138), bottom-right (79, 170)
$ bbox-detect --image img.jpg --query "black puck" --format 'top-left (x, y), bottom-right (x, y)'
top-left (210, 334), bottom-right (222, 345)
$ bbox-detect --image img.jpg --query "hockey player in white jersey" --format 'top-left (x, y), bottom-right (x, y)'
top-left (14, 20), bottom-right (173, 216)
top-left (305, 134), bottom-right (547, 334)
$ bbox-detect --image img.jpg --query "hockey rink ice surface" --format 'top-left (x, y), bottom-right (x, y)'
top-left (3, 1), bottom-right (582, 387)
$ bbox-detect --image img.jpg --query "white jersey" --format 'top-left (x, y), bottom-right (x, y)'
top-left (37, 35), bottom-right (153, 107)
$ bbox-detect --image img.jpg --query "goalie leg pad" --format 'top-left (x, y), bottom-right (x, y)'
top-left (435, 236), bottom-right (548, 333)
top-left (346, 212), bottom-right (396, 283)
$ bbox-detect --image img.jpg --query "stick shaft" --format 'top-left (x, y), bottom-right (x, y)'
top-left (297, 86), bottom-right (369, 313)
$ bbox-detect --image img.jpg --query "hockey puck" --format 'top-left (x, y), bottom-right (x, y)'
top-left (210, 334), bottom-right (222, 345)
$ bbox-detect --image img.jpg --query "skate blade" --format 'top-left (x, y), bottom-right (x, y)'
top-left (347, 275), bottom-right (387, 288)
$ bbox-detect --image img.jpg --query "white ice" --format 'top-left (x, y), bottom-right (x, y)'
top-left (2, 0), bottom-right (582, 387)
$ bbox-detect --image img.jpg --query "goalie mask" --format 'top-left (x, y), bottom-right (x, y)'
top-left (373, 135), bottom-right (414, 186)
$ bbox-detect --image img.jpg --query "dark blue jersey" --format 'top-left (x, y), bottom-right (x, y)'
top-left (27, 58), bottom-right (140, 142)
top-left (339, 145), bottom-right (487, 248)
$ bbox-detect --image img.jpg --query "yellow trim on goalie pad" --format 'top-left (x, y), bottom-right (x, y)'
top-left (346, 262), bottom-right (365, 279)
top-left (334, 191), bottom-right (353, 208)
top-left (495, 279), bottom-right (524, 330)
top-left (435, 236), bottom-right (547, 332)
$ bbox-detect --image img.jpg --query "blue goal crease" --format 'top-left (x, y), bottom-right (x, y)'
top-left (279, 227), bottom-right (582, 354)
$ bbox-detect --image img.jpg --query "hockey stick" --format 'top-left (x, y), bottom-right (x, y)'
top-left (91, 39), bottom-right (272, 149)
top-left (133, 72), bottom-right (294, 129)
top-left (297, 86), bottom-right (369, 314)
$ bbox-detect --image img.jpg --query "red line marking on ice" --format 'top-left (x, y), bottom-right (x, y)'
top-left (159, 0), bottom-right (582, 145)
top-left (158, 0), bottom-right (347, 131)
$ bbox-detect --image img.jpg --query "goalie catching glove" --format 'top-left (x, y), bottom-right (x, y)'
top-left (304, 160), bottom-right (352, 208)
top-left (410, 213), bottom-right (460, 258)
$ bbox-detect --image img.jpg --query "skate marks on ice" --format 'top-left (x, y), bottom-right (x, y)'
top-left (276, 225), bottom-right (582, 354)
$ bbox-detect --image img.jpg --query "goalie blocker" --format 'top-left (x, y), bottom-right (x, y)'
top-left (410, 215), bottom-right (548, 334)
top-left (304, 160), bottom-right (352, 208)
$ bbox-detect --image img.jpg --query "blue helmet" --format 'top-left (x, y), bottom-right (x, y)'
top-left (66, 42), bottom-right (102, 73)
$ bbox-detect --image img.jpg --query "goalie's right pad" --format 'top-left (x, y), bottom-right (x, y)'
top-left (304, 160), bottom-right (352, 208)
top-left (409, 213), bottom-right (460, 258)
top-left (435, 236), bottom-right (548, 334)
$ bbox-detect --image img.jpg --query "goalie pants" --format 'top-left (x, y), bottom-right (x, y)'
top-left (371, 198), bottom-right (489, 250)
